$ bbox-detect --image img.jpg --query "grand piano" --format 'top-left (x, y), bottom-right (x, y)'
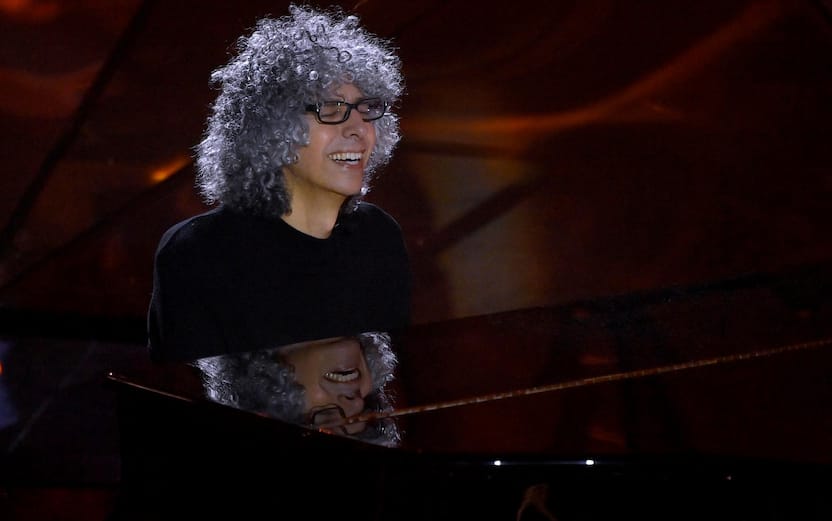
top-left (107, 264), bottom-right (831, 521)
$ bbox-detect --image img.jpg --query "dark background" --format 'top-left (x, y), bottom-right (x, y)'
top-left (0, 0), bottom-right (830, 519)
top-left (1, 0), bottom-right (831, 329)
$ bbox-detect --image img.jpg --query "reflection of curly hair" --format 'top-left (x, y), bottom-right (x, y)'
top-left (193, 332), bottom-right (400, 447)
top-left (195, 4), bottom-right (404, 219)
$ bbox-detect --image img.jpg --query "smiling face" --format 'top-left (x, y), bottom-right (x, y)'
top-left (281, 83), bottom-right (377, 214)
top-left (279, 336), bottom-right (373, 435)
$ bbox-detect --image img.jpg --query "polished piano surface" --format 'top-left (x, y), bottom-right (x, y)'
top-left (107, 265), bottom-right (831, 520)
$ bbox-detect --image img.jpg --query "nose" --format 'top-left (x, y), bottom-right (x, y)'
top-left (341, 107), bottom-right (370, 138)
top-left (336, 390), bottom-right (365, 417)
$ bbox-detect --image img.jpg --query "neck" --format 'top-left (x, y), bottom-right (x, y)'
top-left (281, 200), bottom-right (343, 239)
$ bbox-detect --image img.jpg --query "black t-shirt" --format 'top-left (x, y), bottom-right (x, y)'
top-left (147, 203), bottom-right (411, 362)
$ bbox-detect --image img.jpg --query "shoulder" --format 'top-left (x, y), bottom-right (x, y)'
top-left (155, 206), bottom-right (250, 260)
top-left (157, 207), bottom-right (217, 245)
top-left (346, 202), bottom-right (403, 236)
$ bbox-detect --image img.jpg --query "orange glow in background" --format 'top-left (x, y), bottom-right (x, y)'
top-left (150, 155), bottom-right (191, 184)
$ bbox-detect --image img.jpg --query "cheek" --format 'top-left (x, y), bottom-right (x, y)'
top-left (360, 378), bottom-right (372, 397)
top-left (304, 385), bottom-right (334, 410)
top-left (368, 126), bottom-right (378, 148)
top-left (301, 126), bottom-right (332, 158)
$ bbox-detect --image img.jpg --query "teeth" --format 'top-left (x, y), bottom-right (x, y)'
top-left (324, 369), bottom-right (360, 382)
top-left (329, 152), bottom-right (362, 162)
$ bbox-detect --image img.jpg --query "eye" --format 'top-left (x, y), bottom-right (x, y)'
top-left (323, 368), bottom-right (360, 382)
top-left (318, 101), bottom-right (345, 118)
top-left (359, 98), bottom-right (386, 115)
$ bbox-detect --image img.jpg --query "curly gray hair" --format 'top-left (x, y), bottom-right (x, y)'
top-left (195, 4), bottom-right (404, 219)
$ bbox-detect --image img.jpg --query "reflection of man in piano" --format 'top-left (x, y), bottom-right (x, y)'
top-left (194, 332), bottom-right (401, 447)
top-left (147, 4), bottom-right (410, 363)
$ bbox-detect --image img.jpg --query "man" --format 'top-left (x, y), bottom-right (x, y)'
top-left (148, 5), bottom-right (410, 363)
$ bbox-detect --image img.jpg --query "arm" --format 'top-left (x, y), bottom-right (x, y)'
top-left (147, 227), bottom-right (228, 363)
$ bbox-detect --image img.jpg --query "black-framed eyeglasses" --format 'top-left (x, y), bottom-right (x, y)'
top-left (304, 98), bottom-right (388, 124)
top-left (307, 404), bottom-right (346, 427)
top-left (306, 404), bottom-right (350, 435)
top-left (306, 404), bottom-right (373, 437)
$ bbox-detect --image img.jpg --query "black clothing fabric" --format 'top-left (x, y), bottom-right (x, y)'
top-left (147, 203), bottom-right (411, 363)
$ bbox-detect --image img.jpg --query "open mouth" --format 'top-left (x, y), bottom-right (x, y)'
top-left (328, 151), bottom-right (363, 165)
top-left (323, 368), bottom-right (360, 382)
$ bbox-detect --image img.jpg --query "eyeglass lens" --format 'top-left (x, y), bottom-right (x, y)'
top-left (316, 99), bottom-right (386, 123)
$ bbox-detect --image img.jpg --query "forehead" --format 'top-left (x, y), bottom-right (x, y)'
top-left (327, 83), bottom-right (365, 100)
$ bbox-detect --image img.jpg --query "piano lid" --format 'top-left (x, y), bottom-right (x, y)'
top-left (388, 284), bottom-right (832, 463)
top-left (109, 264), bottom-right (832, 465)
